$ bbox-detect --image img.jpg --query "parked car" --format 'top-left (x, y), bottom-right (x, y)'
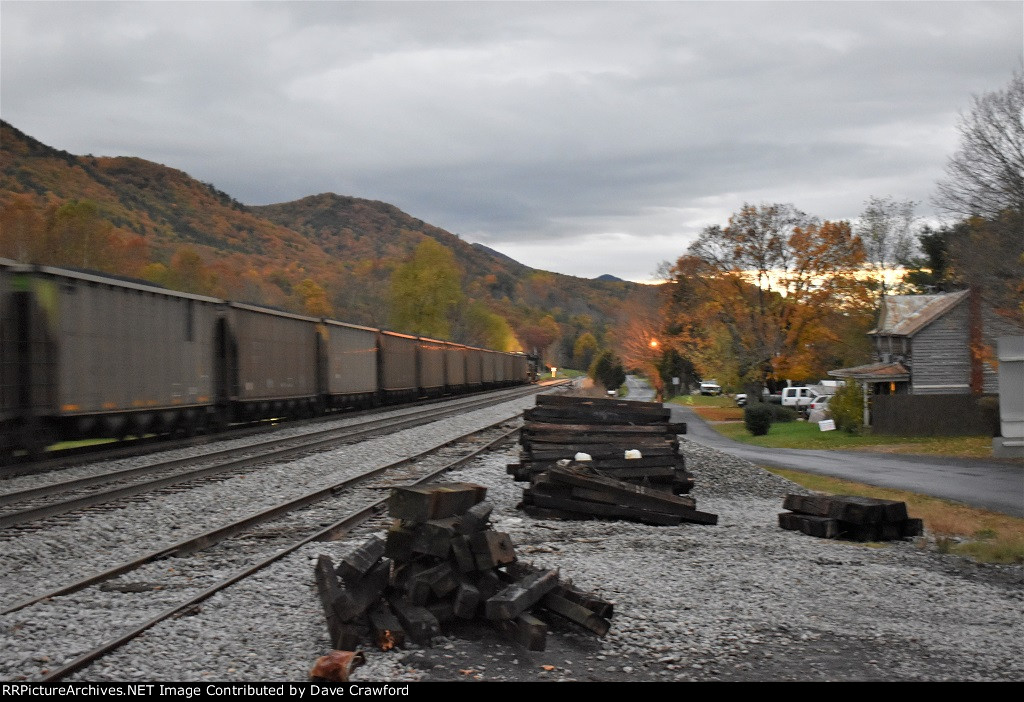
top-left (700, 381), bottom-right (722, 396)
top-left (734, 393), bottom-right (748, 407)
top-left (809, 395), bottom-right (831, 411)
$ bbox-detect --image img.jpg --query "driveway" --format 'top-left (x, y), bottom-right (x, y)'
top-left (670, 404), bottom-right (1024, 518)
top-left (624, 374), bottom-right (656, 401)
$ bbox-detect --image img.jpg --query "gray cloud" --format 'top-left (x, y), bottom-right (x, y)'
top-left (2, 1), bottom-right (1021, 280)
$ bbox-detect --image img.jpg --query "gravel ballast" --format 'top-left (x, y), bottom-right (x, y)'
top-left (0, 396), bottom-right (537, 610)
top-left (5, 431), bottom-right (1022, 682)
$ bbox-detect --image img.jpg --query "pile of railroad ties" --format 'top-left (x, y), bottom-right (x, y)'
top-left (779, 494), bottom-right (923, 541)
top-left (508, 395), bottom-right (717, 526)
top-left (313, 482), bottom-right (614, 669)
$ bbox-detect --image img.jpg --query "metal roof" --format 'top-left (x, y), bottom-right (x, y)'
top-left (870, 290), bottom-right (969, 337)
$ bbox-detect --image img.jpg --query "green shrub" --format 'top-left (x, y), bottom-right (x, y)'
top-left (744, 403), bottom-right (773, 436)
top-left (767, 404), bottom-right (799, 423)
top-left (830, 381), bottom-right (864, 434)
top-left (589, 350), bottom-right (626, 391)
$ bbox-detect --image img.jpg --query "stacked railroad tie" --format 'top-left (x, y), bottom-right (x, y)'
top-left (779, 493), bottom-right (924, 541)
top-left (313, 482), bottom-right (613, 657)
top-left (509, 395), bottom-right (717, 526)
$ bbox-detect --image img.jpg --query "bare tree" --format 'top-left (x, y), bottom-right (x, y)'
top-left (855, 195), bottom-right (916, 296)
top-left (934, 70), bottom-right (1024, 219)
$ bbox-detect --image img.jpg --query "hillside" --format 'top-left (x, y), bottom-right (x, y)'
top-left (0, 120), bottom-right (637, 360)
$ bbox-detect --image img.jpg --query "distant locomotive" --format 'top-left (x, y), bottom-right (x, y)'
top-left (0, 260), bottom-right (533, 461)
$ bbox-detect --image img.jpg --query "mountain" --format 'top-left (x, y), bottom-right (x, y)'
top-left (0, 121), bottom-right (638, 360)
top-left (470, 242), bottom-right (528, 271)
top-left (596, 274), bottom-right (625, 282)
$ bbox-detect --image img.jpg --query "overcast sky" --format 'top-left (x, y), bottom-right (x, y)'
top-left (2, 1), bottom-right (1021, 281)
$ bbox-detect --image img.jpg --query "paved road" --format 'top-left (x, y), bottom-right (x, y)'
top-left (620, 376), bottom-right (1023, 517)
top-left (672, 404), bottom-right (1024, 518)
top-left (624, 374), bottom-right (656, 402)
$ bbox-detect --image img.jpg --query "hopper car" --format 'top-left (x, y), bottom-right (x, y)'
top-left (0, 262), bottom-right (533, 461)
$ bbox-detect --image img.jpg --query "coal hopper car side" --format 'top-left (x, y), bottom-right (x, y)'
top-left (0, 260), bottom-right (18, 456)
top-left (464, 346), bottom-right (484, 388)
top-left (417, 336), bottom-right (447, 398)
top-left (322, 319), bottom-right (379, 409)
top-left (0, 262), bottom-right (536, 463)
top-left (378, 330), bottom-right (419, 402)
top-left (443, 341), bottom-right (468, 392)
top-left (221, 303), bottom-right (321, 421)
top-left (12, 265), bottom-right (222, 446)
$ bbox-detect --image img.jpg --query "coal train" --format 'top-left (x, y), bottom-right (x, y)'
top-left (0, 260), bottom-right (536, 461)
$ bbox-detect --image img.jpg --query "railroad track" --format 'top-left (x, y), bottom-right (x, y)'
top-left (2, 383), bottom-right (556, 479)
top-left (1, 417), bottom-right (524, 682)
top-left (0, 383), bottom-right (563, 531)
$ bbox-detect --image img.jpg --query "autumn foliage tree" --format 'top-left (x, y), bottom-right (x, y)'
top-left (46, 200), bottom-right (114, 269)
top-left (665, 203), bottom-right (873, 391)
top-left (612, 289), bottom-right (670, 400)
top-left (571, 332), bottom-right (599, 371)
top-left (292, 278), bottom-right (334, 318)
top-left (518, 315), bottom-right (561, 361)
top-left (0, 195), bottom-right (150, 276)
top-left (461, 300), bottom-right (522, 351)
top-left (0, 194), bottom-right (46, 262)
top-left (389, 238), bottom-right (463, 339)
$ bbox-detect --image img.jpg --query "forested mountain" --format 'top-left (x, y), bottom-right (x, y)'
top-left (0, 120), bottom-right (636, 359)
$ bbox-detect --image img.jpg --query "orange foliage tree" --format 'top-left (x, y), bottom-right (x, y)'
top-left (664, 203), bottom-right (873, 390)
top-left (611, 289), bottom-right (670, 400)
top-left (0, 194), bottom-right (46, 262)
top-left (517, 315), bottom-right (561, 361)
top-left (292, 278), bottom-right (334, 318)
top-left (0, 195), bottom-right (150, 277)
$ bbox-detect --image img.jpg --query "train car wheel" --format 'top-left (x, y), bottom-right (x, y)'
top-left (21, 424), bottom-right (54, 460)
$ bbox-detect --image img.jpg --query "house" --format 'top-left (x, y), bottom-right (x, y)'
top-left (829, 289), bottom-right (1023, 395)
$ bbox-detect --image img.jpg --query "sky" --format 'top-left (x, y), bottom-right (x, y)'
top-left (1, 1), bottom-right (1021, 282)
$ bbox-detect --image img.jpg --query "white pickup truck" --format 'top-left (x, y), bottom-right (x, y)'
top-left (780, 386), bottom-right (816, 411)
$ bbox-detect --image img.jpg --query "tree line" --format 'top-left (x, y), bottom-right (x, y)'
top-left (2, 72), bottom-right (1018, 384)
top-left (599, 70), bottom-right (1023, 398)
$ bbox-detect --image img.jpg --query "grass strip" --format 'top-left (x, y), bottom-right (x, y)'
top-left (714, 420), bottom-right (995, 458)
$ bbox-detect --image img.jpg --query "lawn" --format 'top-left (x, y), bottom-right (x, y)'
top-left (769, 466), bottom-right (1024, 564)
top-left (714, 419), bottom-right (996, 458)
top-left (668, 394), bottom-right (744, 421)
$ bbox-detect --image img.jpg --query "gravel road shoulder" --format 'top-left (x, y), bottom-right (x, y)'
top-left (354, 438), bottom-right (1024, 682)
top-left (50, 435), bottom-right (1024, 683)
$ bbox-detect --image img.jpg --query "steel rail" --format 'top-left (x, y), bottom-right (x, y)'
top-left (1, 384), bottom-right (540, 505)
top-left (1, 410), bottom-right (526, 616)
top-left (36, 424), bottom-right (522, 682)
top-left (3, 380), bottom-right (562, 478)
top-left (0, 383), bottom-right (557, 529)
